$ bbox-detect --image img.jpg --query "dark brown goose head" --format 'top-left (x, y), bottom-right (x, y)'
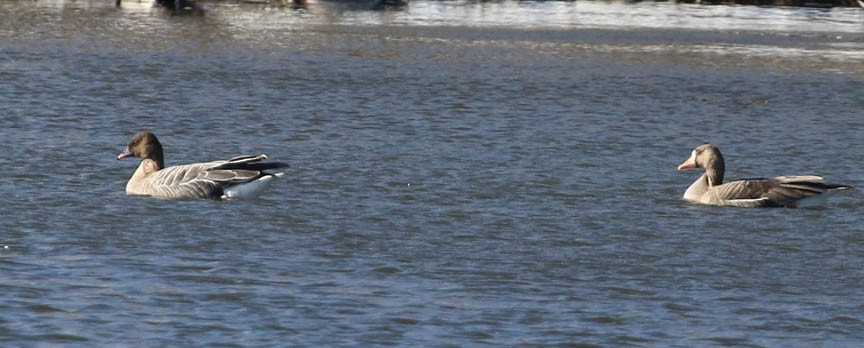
top-left (117, 131), bottom-right (165, 170)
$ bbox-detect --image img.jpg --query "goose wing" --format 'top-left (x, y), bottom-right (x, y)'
top-left (144, 155), bottom-right (289, 199)
top-left (708, 176), bottom-right (838, 207)
top-left (143, 161), bottom-right (226, 199)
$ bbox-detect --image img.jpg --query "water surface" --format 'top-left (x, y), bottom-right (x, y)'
top-left (1, 1), bottom-right (863, 346)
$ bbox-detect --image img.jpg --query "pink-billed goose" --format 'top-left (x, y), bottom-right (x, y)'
top-left (117, 131), bottom-right (288, 200)
top-left (677, 144), bottom-right (849, 208)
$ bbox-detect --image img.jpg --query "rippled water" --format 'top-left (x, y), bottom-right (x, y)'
top-left (2, 0), bottom-right (863, 346)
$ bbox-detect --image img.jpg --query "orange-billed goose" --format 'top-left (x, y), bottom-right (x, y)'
top-left (677, 144), bottom-right (849, 208)
top-left (117, 131), bottom-right (288, 200)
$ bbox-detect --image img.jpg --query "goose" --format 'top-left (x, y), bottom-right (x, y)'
top-left (677, 144), bottom-right (849, 208)
top-left (117, 131), bottom-right (288, 200)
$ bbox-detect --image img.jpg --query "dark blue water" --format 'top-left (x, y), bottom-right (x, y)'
top-left (1, 0), bottom-right (863, 346)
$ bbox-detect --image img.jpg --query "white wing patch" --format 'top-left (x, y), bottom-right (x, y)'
top-left (723, 197), bottom-right (771, 207)
top-left (773, 175), bottom-right (823, 183)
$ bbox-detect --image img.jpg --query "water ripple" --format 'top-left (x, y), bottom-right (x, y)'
top-left (1, 1), bottom-right (863, 346)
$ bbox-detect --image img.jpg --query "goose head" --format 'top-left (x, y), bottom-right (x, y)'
top-left (677, 144), bottom-right (725, 186)
top-left (117, 131), bottom-right (165, 169)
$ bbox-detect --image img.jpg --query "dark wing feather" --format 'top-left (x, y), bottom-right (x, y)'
top-left (208, 154), bottom-right (289, 172)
